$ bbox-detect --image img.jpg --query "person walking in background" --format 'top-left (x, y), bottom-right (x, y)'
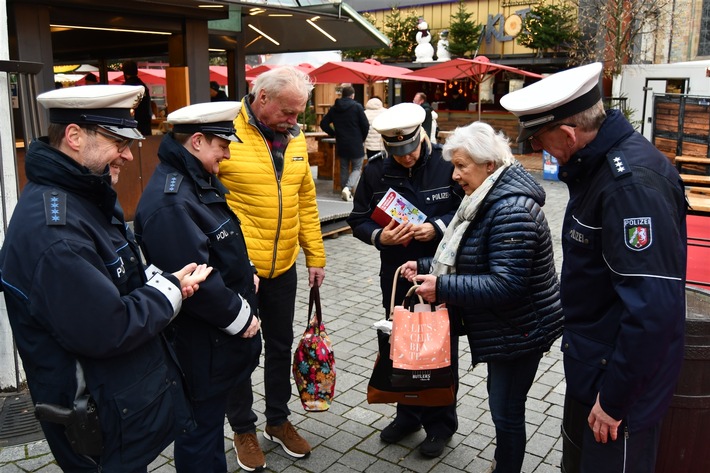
top-left (210, 81), bottom-right (229, 102)
top-left (401, 122), bottom-right (563, 473)
top-left (364, 96), bottom-right (386, 159)
top-left (413, 92), bottom-right (434, 140)
top-left (447, 91), bottom-right (467, 111)
top-left (218, 66), bottom-right (326, 472)
top-left (134, 101), bottom-right (262, 473)
top-left (0, 85), bottom-right (211, 472)
top-left (320, 85), bottom-right (369, 201)
top-left (122, 60), bottom-right (153, 136)
top-left (347, 102), bottom-right (464, 458)
top-left (501, 62), bottom-right (687, 473)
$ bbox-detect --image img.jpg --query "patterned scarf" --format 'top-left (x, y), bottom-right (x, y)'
top-left (254, 119), bottom-right (290, 179)
top-left (430, 164), bottom-right (509, 276)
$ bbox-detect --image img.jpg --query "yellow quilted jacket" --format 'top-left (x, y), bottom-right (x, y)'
top-left (218, 100), bottom-right (326, 279)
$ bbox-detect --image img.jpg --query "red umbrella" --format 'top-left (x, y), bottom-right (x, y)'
top-left (106, 69), bottom-right (166, 86)
top-left (404, 56), bottom-right (542, 119)
top-left (247, 63), bottom-right (315, 81)
top-left (309, 59), bottom-right (442, 94)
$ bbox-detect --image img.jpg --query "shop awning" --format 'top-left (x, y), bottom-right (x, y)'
top-left (32, 0), bottom-right (389, 61)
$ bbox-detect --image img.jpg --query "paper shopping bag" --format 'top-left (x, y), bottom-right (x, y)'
top-left (367, 329), bottom-right (455, 406)
top-left (292, 286), bottom-right (335, 412)
top-left (390, 288), bottom-right (450, 371)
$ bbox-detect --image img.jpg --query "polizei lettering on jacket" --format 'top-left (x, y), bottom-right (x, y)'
top-left (215, 229), bottom-right (229, 241)
top-left (116, 257), bottom-right (126, 278)
top-left (569, 228), bottom-right (586, 244)
top-left (430, 191), bottom-right (450, 201)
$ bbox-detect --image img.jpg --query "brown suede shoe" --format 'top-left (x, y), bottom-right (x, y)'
top-left (233, 432), bottom-right (266, 471)
top-left (263, 421), bottom-right (311, 458)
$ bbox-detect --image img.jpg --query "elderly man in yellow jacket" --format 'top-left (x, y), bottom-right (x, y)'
top-left (218, 65), bottom-right (326, 472)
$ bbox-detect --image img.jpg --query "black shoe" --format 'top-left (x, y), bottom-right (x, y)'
top-left (419, 435), bottom-right (450, 457)
top-left (380, 421), bottom-right (422, 443)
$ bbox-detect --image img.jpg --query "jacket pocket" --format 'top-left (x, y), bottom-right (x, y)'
top-left (561, 330), bottom-right (615, 405)
top-left (209, 331), bottom-right (262, 386)
top-left (112, 362), bottom-right (177, 469)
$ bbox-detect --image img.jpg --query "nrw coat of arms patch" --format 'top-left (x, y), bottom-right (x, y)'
top-left (624, 217), bottom-right (652, 251)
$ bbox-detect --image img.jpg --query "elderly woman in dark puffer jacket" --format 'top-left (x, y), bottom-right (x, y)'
top-left (402, 121), bottom-right (563, 473)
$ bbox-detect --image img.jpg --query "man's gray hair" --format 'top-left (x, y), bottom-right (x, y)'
top-left (442, 121), bottom-right (515, 167)
top-left (564, 100), bottom-right (606, 132)
top-left (251, 66), bottom-right (314, 101)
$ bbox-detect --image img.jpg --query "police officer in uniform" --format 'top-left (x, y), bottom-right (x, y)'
top-left (0, 85), bottom-right (212, 472)
top-left (134, 101), bottom-right (262, 473)
top-left (347, 102), bottom-right (464, 458)
top-left (501, 63), bottom-right (687, 473)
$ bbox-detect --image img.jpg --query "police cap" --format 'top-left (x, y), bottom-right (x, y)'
top-left (372, 102), bottom-right (426, 156)
top-left (37, 84), bottom-right (145, 140)
top-left (500, 62), bottom-right (603, 142)
top-left (167, 101), bottom-right (242, 142)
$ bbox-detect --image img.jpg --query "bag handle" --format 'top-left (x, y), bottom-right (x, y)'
top-left (390, 265), bottom-right (436, 318)
top-left (308, 286), bottom-right (323, 327)
top-left (403, 284), bottom-right (435, 312)
top-left (389, 265), bottom-right (404, 320)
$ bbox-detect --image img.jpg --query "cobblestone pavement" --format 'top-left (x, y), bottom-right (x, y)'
top-left (0, 164), bottom-right (571, 473)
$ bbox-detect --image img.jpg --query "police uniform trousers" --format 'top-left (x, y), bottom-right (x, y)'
top-left (562, 395), bottom-right (661, 473)
top-left (174, 392), bottom-right (228, 473)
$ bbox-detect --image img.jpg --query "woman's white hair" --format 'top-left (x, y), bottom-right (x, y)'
top-left (442, 121), bottom-right (515, 167)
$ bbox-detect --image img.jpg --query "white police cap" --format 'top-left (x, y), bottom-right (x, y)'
top-left (167, 101), bottom-right (242, 142)
top-left (37, 85), bottom-right (145, 140)
top-left (500, 62), bottom-right (603, 142)
top-left (372, 102), bottom-right (426, 156)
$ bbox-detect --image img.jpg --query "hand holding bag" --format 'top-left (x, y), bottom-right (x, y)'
top-left (292, 286), bottom-right (336, 412)
top-left (366, 267), bottom-right (455, 406)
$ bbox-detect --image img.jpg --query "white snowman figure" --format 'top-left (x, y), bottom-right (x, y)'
top-left (414, 18), bottom-right (435, 63)
top-left (436, 29), bottom-right (451, 62)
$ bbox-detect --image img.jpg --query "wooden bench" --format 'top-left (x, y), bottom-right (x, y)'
top-left (680, 174), bottom-right (710, 187)
top-left (676, 155), bottom-right (710, 173)
top-left (687, 188), bottom-right (710, 215)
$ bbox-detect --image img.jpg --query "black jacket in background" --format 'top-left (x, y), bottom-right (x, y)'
top-left (320, 96), bottom-right (369, 160)
top-left (124, 75), bottom-right (153, 136)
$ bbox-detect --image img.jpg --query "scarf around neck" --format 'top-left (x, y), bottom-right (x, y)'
top-left (430, 164), bottom-right (509, 276)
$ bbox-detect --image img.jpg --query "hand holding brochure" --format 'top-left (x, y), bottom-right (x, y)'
top-left (371, 188), bottom-right (427, 229)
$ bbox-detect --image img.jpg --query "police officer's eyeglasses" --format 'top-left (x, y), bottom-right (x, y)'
top-left (528, 123), bottom-right (576, 147)
top-left (94, 128), bottom-right (134, 153)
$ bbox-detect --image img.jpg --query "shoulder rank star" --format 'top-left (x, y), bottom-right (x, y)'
top-left (607, 150), bottom-right (631, 179)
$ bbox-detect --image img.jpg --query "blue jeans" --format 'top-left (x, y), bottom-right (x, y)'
top-left (340, 155), bottom-right (364, 191)
top-left (487, 352), bottom-right (543, 473)
top-left (226, 265), bottom-right (297, 432)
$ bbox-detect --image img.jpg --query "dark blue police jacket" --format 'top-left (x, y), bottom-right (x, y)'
top-left (558, 109), bottom-right (687, 432)
top-left (134, 135), bottom-right (261, 402)
top-left (0, 139), bottom-right (194, 472)
top-left (347, 142), bottom-right (464, 310)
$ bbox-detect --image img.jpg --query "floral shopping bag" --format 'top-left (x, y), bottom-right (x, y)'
top-left (292, 286), bottom-right (336, 411)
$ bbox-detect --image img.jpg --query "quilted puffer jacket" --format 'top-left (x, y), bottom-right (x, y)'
top-left (219, 97), bottom-right (326, 278)
top-left (421, 164), bottom-right (563, 363)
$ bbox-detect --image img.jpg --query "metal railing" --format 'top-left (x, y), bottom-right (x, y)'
top-left (0, 59), bottom-right (43, 392)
